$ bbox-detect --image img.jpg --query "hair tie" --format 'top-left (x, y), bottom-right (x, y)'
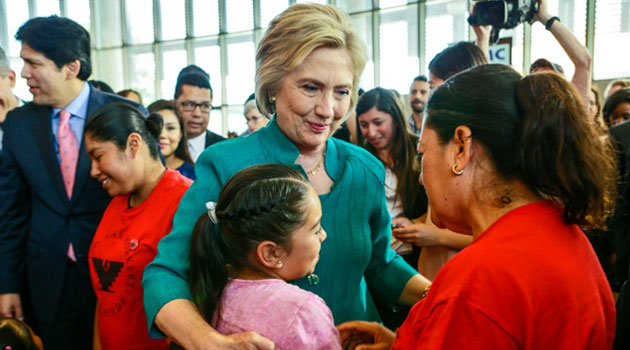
top-left (206, 201), bottom-right (218, 224)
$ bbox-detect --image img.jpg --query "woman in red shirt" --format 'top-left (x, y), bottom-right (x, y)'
top-left (84, 103), bottom-right (192, 350)
top-left (338, 65), bottom-right (617, 349)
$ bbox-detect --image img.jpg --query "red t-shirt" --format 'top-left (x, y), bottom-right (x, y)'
top-left (89, 169), bottom-right (192, 350)
top-left (392, 201), bottom-right (615, 350)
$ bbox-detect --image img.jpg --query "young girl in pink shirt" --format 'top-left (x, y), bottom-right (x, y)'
top-left (188, 164), bottom-right (341, 350)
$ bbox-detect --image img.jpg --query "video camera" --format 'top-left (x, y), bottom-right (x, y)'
top-left (468, 0), bottom-right (539, 42)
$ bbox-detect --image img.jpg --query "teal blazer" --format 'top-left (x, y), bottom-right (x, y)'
top-left (143, 119), bottom-right (418, 336)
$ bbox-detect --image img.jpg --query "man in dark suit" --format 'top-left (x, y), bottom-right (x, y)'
top-left (173, 65), bottom-right (224, 161)
top-left (0, 16), bottom-right (145, 350)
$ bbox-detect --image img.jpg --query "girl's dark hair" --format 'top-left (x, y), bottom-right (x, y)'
top-left (0, 318), bottom-right (38, 350)
top-left (428, 41), bottom-right (488, 81)
top-left (603, 88), bottom-right (630, 127)
top-left (147, 99), bottom-right (194, 164)
top-left (355, 87), bottom-right (425, 217)
top-left (190, 164), bottom-right (312, 326)
top-left (85, 102), bottom-right (162, 160)
top-left (426, 64), bottom-right (616, 229)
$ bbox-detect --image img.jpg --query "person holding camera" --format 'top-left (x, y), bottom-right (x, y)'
top-left (530, 0), bottom-right (592, 106)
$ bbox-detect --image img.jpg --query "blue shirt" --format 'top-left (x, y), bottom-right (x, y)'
top-left (51, 82), bottom-right (90, 161)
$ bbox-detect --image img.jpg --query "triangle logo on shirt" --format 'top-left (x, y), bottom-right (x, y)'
top-left (92, 257), bottom-right (124, 293)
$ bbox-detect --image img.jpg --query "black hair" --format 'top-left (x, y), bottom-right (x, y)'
top-left (190, 164), bottom-right (313, 327)
top-left (428, 42), bottom-right (488, 81)
top-left (16, 16), bottom-right (91, 80)
top-left (84, 102), bottom-right (162, 160)
top-left (355, 88), bottom-right (425, 217)
top-left (89, 80), bottom-right (114, 94)
top-left (174, 66), bottom-right (213, 100)
top-left (117, 89), bottom-right (143, 104)
top-left (426, 64), bottom-right (616, 229)
top-left (603, 88), bottom-right (630, 127)
top-left (147, 100), bottom-right (194, 164)
top-left (244, 93), bottom-right (256, 105)
top-left (530, 58), bottom-right (565, 75)
top-left (413, 75), bottom-right (428, 83)
top-left (0, 318), bottom-right (38, 350)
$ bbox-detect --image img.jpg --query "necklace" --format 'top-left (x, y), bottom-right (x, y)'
top-left (306, 152), bottom-right (325, 176)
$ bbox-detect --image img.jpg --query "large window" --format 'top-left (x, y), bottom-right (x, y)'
top-left (0, 0), bottom-right (626, 135)
top-left (593, 0), bottom-right (630, 80)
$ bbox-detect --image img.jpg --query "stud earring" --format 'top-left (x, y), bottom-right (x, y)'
top-left (451, 164), bottom-right (464, 176)
top-left (269, 96), bottom-right (276, 103)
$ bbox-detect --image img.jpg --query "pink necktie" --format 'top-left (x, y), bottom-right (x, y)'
top-left (58, 110), bottom-right (78, 199)
top-left (58, 110), bottom-right (78, 262)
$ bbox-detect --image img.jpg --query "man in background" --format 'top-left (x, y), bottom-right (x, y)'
top-left (174, 65), bottom-right (224, 161)
top-left (408, 75), bottom-right (429, 135)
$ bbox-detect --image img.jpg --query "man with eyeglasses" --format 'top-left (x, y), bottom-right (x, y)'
top-left (174, 65), bottom-right (225, 162)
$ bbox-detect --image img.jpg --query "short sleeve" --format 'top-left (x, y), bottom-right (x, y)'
top-left (393, 297), bottom-right (519, 350)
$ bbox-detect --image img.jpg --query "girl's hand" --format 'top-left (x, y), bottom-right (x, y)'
top-left (337, 321), bottom-right (395, 350)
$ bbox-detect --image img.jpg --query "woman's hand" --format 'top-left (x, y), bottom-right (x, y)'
top-left (391, 216), bottom-right (413, 228)
top-left (392, 222), bottom-right (442, 247)
top-left (337, 321), bottom-right (395, 350)
top-left (217, 332), bottom-right (276, 350)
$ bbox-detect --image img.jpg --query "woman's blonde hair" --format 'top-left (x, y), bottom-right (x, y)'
top-left (255, 3), bottom-right (367, 117)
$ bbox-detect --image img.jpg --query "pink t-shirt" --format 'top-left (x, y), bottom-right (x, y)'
top-left (215, 279), bottom-right (341, 350)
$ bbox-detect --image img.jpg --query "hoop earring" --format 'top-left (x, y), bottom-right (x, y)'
top-left (451, 164), bottom-right (464, 176)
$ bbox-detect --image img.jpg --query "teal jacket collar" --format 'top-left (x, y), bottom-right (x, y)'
top-left (259, 117), bottom-right (341, 182)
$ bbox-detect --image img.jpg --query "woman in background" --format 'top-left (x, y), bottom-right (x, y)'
top-left (117, 89), bottom-right (143, 105)
top-left (603, 88), bottom-right (630, 127)
top-left (241, 93), bottom-right (269, 136)
top-left (148, 99), bottom-right (195, 180)
top-left (356, 87), bottom-right (426, 266)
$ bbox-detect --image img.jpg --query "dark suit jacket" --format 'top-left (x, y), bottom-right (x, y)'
top-left (611, 121), bottom-right (630, 348)
top-left (205, 129), bottom-right (225, 148)
top-left (0, 86), bottom-right (146, 323)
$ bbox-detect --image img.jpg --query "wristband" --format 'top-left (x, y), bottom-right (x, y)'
top-left (545, 16), bottom-right (560, 30)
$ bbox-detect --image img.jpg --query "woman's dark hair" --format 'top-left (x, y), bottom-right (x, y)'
top-left (603, 88), bottom-right (630, 127)
top-left (190, 164), bottom-right (313, 326)
top-left (428, 41), bottom-right (488, 81)
top-left (0, 318), bottom-right (38, 350)
top-left (117, 89), bottom-right (143, 104)
top-left (16, 16), bottom-right (91, 80)
top-left (355, 87), bottom-right (425, 217)
top-left (85, 102), bottom-right (162, 160)
top-left (147, 99), bottom-right (194, 164)
top-left (426, 64), bottom-right (616, 229)
top-left (89, 80), bottom-right (114, 94)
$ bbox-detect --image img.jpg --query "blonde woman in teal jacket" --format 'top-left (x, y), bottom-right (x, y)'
top-left (142, 4), bottom-right (430, 350)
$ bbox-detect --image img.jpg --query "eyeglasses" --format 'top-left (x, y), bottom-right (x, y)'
top-left (178, 100), bottom-right (212, 113)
